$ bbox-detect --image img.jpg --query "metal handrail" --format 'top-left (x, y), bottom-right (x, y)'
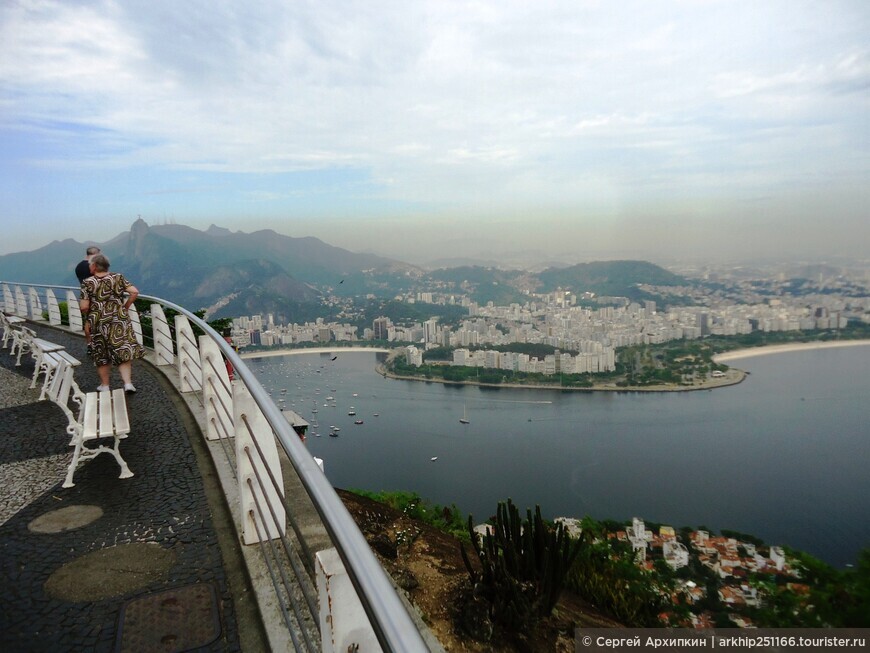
top-left (2, 281), bottom-right (429, 652)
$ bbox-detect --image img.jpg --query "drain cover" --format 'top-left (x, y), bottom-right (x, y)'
top-left (115, 583), bottom-right (221, 653)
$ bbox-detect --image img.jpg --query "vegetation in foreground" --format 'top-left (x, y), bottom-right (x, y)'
top-left (348, 490), bottom-right (870, 633)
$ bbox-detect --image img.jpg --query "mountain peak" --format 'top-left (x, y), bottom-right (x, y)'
top-left (206, 224), bottom-right (233, 237)
top-left (130, 217), bottom-right (150, 238)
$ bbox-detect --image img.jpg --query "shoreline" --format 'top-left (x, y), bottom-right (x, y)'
top-left (240, 346), bottom-right (390, 359)
top-left (712, 339), bottom-right (870, 363)
top-left (377, 367), bottom-right (747, 393)
top-left (239, 339), bottom-right (870, 393)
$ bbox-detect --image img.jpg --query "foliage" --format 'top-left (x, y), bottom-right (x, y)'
top-left (477, 342), bottom-right (567, 358)
top-left (764, 547), bottom-right (870, 627)
top-left (460, 500), bottom-right (581, 630)
top-left (422, 346), bottom-right (454, 361)
top-left (347, 489), bottom-right (469, 542)
top-left (425, 266), bottom-right (529, 306)
top-left (536, 260), bottom-right (686, 301)
top-left (134, 300), bottom-right (239, 349)
top-left (565, 537), bottom-right (670, 626)
top-left (42, 301), bottom-right (70, 326)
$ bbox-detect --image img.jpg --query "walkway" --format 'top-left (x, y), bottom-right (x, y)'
top-left (0, 322), bottom-right (263, 652)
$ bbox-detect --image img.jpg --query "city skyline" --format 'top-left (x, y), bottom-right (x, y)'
top-left (1, 1), bottom-right (868, 263)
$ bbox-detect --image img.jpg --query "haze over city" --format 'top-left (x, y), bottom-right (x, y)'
top-left (1, 0), bottom-right (867, 264)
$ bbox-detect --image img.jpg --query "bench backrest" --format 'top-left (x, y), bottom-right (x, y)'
top-left (47, 357), bottom-right (84, 413)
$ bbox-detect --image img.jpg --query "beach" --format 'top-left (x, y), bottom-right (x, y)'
top-left (713, 339), bottom-right (870, 363)
top-left (239, 346), bottom-right (389, 359)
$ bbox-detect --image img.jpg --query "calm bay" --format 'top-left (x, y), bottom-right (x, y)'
top-left (249, 345), bottom-right (870, 568)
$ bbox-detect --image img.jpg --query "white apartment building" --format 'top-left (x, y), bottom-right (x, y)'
top-left (405, 345), bottom-right (424, 367)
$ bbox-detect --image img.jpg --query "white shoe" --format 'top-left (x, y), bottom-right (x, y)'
top-left (124, 383), bottom-right (137, 393)
top-left (97, 385), bottom-right (110, 392)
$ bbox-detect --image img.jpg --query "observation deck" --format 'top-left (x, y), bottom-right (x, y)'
top-left (0, 282), bottom-right (438, 652)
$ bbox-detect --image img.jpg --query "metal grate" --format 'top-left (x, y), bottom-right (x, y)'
top-left (115, 583), bottom-right (221, 653)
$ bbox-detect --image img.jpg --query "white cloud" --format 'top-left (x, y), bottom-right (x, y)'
top-left (0, 0), bottom-right (868, 259)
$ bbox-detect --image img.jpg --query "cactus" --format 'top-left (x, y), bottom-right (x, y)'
top-left (461, 499), bottom-right (580, 630)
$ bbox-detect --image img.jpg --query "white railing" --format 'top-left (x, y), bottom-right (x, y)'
top-left (1, 281), bottom-right (431, 653)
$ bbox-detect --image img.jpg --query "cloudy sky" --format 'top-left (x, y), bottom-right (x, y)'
top-left (1, 0), bottom-right (867, 265)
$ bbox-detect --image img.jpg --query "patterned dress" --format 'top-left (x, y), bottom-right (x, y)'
top-left (81, 273), bottom-right (145, 366)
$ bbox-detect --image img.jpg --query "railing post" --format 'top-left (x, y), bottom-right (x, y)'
top-left (66, 290), bottom-right (83, 332)
top-left (234, 382), bottom-right (285, 544)
top-left (28, 287), bottom-right (44, 321)
top-left (2, 283), bottom-right (13, 313)
top-left (149, 304), bottom-right (175, 366)
top-left (15, 286), bottom-right (27, 316)
top-left (129, 303), bottom-right (143, 346)
top-left (199, 335), bottom-right (234, 440)
top-left (174, 314), bottom-right (202, 393)
top-left (46, 289), bottom-right (62, 326)
top-left (316, 548), bottom-right (383, 653)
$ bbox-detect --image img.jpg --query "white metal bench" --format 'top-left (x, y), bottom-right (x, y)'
top-left (9, 325), bottom-right (37, 366)
top-left (1, 312), bottom-right (25, 348)
top-left (38, 349), bottom-right (82, 401)
top-left (28, 337), bottom-right (67, 389)
top-left (47, 357), bottom-right (134, 488)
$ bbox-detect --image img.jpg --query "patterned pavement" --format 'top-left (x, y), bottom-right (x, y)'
top-left (0, 322), bottom-right (245, 652)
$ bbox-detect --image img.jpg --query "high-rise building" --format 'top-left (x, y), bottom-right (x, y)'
top-left (423, 318), bottom-right (439, 343)
top-left (373, 317), bottom-right (390, 340)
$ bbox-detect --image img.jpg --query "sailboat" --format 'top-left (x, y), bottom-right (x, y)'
top-left (459, 404), bottom-right (470, 424)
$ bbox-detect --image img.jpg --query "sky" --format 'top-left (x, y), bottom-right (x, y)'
top-left (1, 0), bottom-right (868, 266)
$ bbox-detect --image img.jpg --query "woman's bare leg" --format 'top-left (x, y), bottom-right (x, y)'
top-left (119, 361), bottom-right (133, 385)
top-left (97, 364), bottom-right (111, 386)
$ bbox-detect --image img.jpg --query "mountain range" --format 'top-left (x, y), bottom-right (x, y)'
top-left (1, 220), bottom-right (688, 318)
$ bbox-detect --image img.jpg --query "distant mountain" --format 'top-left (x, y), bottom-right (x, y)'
top-left (0, 219), bottom-right (413, 314)
top-left (0, 238), bottom-right (98, 287)
top-left (427, 266), bottom-right (530, 305)
top-left (535, 260), bottom-right (687, 300)
top-left (0, 222), bottom-right (692, 317)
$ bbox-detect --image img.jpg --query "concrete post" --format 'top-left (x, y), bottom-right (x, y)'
top-left (316, 548), bottom-right (382, 653)
top-left (174, 314), bottom-right (202, 393)
top-left (199, 335), bottom-right (233, 440)
top-left (150, 304), bottom-right (175, 366)
top-left (234, 381), bottom-right (286, 544)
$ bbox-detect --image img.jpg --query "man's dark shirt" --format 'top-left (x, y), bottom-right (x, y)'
top-left (75, 259), bottom-right (91, 284)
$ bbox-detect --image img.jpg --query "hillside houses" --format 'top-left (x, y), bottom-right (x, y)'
top-left (606, 517), bottom-right (807, 628)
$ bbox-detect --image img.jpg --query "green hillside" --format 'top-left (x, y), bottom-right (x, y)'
top-left (536, 260), bottom-right (685, 301)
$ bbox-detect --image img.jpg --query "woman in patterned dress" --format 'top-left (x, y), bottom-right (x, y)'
top-left (79, 254), bottom-right (145, 393)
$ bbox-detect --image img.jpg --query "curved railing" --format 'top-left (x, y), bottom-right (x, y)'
top-left (1, 281), bottom-right (431, 653)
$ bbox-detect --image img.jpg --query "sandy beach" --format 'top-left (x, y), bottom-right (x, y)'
top-left (239, 346), bottom-right (389, 359)
top-left (713, 339), bottom-right (870, 363)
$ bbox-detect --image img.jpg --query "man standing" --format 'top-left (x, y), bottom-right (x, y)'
top-left (75, 246), bottom-right (101, 283)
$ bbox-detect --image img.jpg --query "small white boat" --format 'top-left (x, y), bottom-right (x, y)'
top-left (430, 456), bottom-right (438, 461)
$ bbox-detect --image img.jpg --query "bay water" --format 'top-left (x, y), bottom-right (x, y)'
top-left (249, 346), bottom-right (870, 568)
